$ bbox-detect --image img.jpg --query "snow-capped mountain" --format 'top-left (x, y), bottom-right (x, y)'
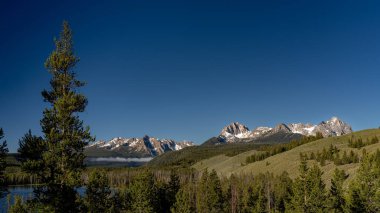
top-left (85, 135), bottom-right (194, 157)
top-left (287, 117), bottom-right (352, 137)
top-left (219, 117), bottom-right (352, 143)
top-left (220, 122), bottom-right (251, 139)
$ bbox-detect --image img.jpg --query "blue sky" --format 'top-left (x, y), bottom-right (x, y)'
top-left (1, 0), bottom-right (380, 152)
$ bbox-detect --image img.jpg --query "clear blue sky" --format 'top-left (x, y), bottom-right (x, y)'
top-left (1, 0), bottom-right (380, 152)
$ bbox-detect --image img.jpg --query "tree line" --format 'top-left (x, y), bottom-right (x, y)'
top-left (302, 144), bottom-right (360, 166)
top-left (348, 136), bottom-right (379, 148)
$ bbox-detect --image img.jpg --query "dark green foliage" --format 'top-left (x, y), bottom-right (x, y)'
top-left (196, 169), bottom-right (224, 213)
top-left (306, 144), bottom-right (359, 166)
top-left (0, 128), bottom-right (9, 198)
top-left (129, 171), bottom-right (158, 213)
top-left (329, 169), bottom-right (348, 213)
top-left (17, 130), bottom-right (45, 162)
top-left (273, 172), bottom-right (292, 212)
top-left (289, 158), bottom-right (327, 212)
top-left (164, 170), bottom-right (181, 212)
top-left (245, 151), bottom-right (270, 164)
top-left (17, 130), bottom-right (46, 176)
top-left (346, 187), bottom-right (366, 213)
top-left (171, 181), bottom-right (196, 213)
top-left (208, 170), bottom-right (225, 211)
top-left (219, 171), bottom-right (293, 213)
top-left (114, 187), bottom-right (131, 212)
top-left (346, 149), bottom-right (380, 212)
top-left (334, 150), bottom-right (359, 165)
top-left (84, 169), bottom-right (113, 212)
top-left (155, 172), bottom-right (182, 213)
top-left (348, 135), bottom-right (379, 148)
top-left (248, 173), bottom-right (270, 212)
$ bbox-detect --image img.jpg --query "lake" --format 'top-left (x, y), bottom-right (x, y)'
top-left (0, 186), bottom-right (86, 212)
top-left (0, 186), bottom-right (33, 212)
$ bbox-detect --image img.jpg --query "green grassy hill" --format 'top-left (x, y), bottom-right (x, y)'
top-left (193, 129), bottom-right (380, 185)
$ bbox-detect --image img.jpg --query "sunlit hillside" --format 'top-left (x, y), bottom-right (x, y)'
top-left (193, 129), bottom-right (380, 186)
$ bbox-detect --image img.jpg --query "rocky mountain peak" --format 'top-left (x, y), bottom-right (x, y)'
top-left (273, 123), bottom-right (292, 133)
top-left (220, 122), bottom-right (251, 138)
top-left (325, 116), bottom-right (345, 126)
top-left (318, 116), bottom-right (352, 136)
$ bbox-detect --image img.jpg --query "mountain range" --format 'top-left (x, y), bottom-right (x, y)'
top-left (205, 116), bottom-right (352, 145)
top-left (85, 135), bottom-right (194, 158)
top-left (85, 116), bottom-right (352, 158)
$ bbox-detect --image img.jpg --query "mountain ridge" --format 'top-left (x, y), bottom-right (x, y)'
top-left (85, 116), bottom-right (352, 158)
top-left (218, 116), bottom-right (352, 144)
top-left (85, 135), bottom-right (194, 158)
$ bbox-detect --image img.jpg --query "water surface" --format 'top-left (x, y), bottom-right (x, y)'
top-left (0, 186), bottom-right (86, 212)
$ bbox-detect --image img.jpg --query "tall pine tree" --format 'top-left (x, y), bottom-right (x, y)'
top-left (165, 170), bottom-right (181, 211)
top-left (196, 169), bottom-right (224, 213)
top-left (290, 157), bottom-right (309, 212)
top-left (329, 168), bottom-right (347, 212)
top-left (22, 21), bottom-right (94, 212)
top-left (306, 164), bottom-right (327, 212)
top-left (290, 158), bottom-right (327, 212)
